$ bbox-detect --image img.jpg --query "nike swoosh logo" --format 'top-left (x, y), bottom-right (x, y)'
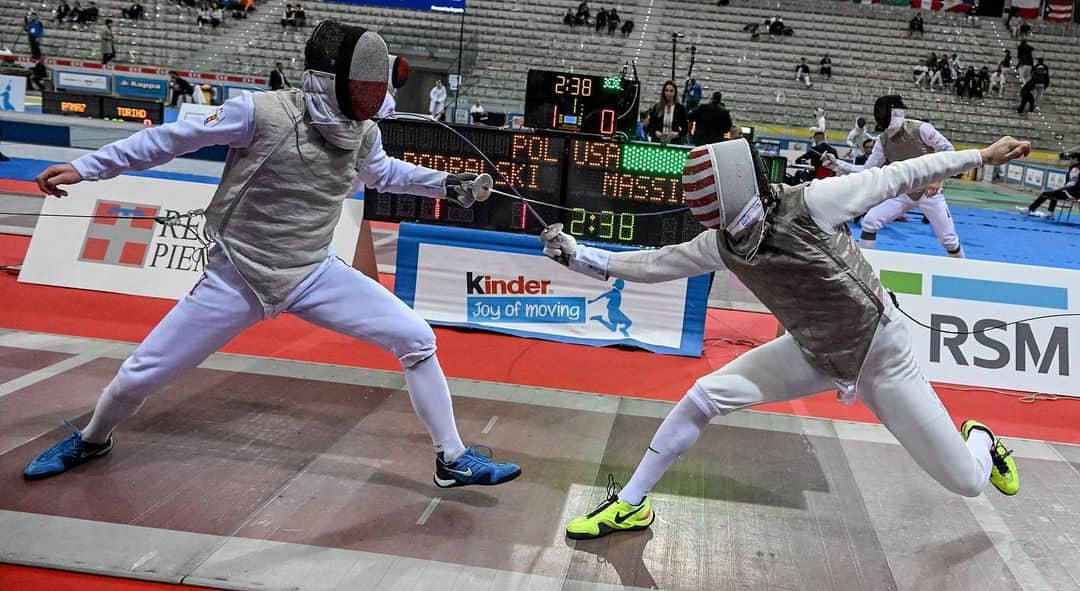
top-left (446, 467), bottom-right (473, 477)
top-left (614, 505), bottom-right (644, 524)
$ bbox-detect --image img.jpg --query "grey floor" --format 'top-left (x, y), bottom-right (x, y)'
top-left (0, 329), bottom-right (1077, 591)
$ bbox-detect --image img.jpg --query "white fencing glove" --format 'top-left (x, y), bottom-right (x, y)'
top-left (539, 223), bottom-right (609, 281)
top-left (445, 172), bottom-right (493, 208)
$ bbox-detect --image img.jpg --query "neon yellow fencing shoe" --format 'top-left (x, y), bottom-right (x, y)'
top-left (566, 475), bottom-right (655, 540)
top-left (962, 419), bottom-right (1019, 496)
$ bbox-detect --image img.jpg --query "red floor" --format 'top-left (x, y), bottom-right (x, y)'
top-left (0, 564), bottom-right (221, 591)
top-left (2, 232), bottom-right (1079, 446)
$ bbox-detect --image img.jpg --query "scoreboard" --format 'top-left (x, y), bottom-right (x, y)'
top-left (367, 119), bottom-right (784, 248)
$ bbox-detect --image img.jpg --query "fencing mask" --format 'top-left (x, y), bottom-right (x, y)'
top-left (683, 138), bottom-right (772, 241)
top-left (873, 94), bottom-right (907, 132)
top-left (304, 20), bottom-right (390, 121)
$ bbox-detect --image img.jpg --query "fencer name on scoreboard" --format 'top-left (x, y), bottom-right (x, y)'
top-left (366, 120), bottom-right (785, 248)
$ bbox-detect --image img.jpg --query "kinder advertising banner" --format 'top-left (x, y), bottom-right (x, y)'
top-left (0, 75), bottom-right (27, 112)
top-left (20, 175), bottom-right (364, 300)
top-left (395, 224), bottom-right (711, 356)
top-left (115, 75), bottom-right (168, 100)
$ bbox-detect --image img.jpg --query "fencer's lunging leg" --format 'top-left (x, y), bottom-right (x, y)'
top-left (82, 249), bottom-right (264, 443)
top-left (918, 192), bottom-right (964, 257)
top-left (289, 257), bottom-right (466, 460)
top-left (860, 195), bottom-right (916, 249)
top-left (618, 334), bottom-right (836, 505)
top-left (857, 306), bottom-right (990, 496)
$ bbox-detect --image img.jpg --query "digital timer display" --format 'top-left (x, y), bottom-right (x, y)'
top-left (367, 120), bottom-right (786, 248)
top-left (524, 69), bottom-right (639, 137)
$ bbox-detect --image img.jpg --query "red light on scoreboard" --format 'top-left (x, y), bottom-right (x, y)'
top-left (599, 109), bottom-right (616, 135)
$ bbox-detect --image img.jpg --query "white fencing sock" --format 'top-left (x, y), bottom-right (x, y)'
top-left (965, 428), bottom-right (993, 488)
top-left (619, 391), bottom-right (713, 505)
top-left (404, 355), bottom-right (466, 462)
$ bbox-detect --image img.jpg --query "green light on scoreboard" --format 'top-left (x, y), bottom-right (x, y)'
top-left (602, 76), bottom-right (623, 92)
top-left (620, 144), bottom-right (688, 178)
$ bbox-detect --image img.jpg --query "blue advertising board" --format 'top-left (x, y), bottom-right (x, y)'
top-left (115, 75), bottom-right (168, 100)
top-left (326, 0), bottom-right (465, 13)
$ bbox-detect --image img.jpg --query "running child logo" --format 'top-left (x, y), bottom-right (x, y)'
top-left (590, 278), bottom-right (633, 337)
top-left (79, 199), bottom-right (159, 267)
top-left (465, 271), bottom-right (585, 323)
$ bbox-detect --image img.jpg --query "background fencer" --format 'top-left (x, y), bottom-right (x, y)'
top-left (830, 94), bottom-right (966, 258)
top-left (542, 135), bottom-right (1029, 540)
top-left (24, 20), bottom-right (521, 489)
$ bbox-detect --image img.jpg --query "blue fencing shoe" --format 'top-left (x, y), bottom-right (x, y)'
top-left (433, 446), bottom-right (521, 488)
top-left (23, 421), bottom-right (114, 480)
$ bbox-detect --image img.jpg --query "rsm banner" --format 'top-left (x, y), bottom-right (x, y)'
top-left (394, 224), bottom-right (711, 356)
top-left (20, 174), bottom-right (364, 299)
top-left (867, 250), bottom-right (1077, 397)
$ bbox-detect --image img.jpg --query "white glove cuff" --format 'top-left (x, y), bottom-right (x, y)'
top-left (568, 245), bottom-right (610, 281)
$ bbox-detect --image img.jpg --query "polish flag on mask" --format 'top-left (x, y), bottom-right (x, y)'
top-left (1012, 0), bottom-right (1041, 19)
top-left (1045, 0), bottom-right (1074, 22)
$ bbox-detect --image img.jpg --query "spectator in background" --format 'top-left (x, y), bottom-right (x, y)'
top-left (268, 61), bottom-right (289, 90)
top-left (947, 53), bottom-right (960, 80)
top-left (913, 58), bottom-right (929, 88)
top-left (646, 80), bottom-right (688, 144)
top-left (768, 16), bottom-right (784, 41)
top-left (68, 1), bottom-right (83, 21)
top-left (1021, 153), bottom-right (1079, 217)
top-left (811, 106), bottom-right (826, 133)
top-left (293, 3), bottom-right (304, 26)
top-left (1031, 58), bottom-right (1049, 109)
top-left (795, 58), bottom-right (812, 88)
top-left (429, 80), bottom-right (446, 121)
top-left (635, 110), bottom-right (649, 141)
top-left (961, 66), bottom-right (980, 99)
top-left (100, 19), bottom-right (115, 63)
top-left (606, 8), bottom-right (619, 33)
top-left (620, 18), bottom-right (634, 37)
top-left (197, 2), bottom-right (213, 27)
top-left (795, 131), bottom-right (838, 179)
top-left (29, 58), bottom-right (49, 91)
top-left (25, 13), bottom-right (44, 59)
top-left (908, 12), bottom-right (924, 38)
top-left (575, 1), bottom-right (590, 25)
top-left (280, 3), bottom-right (294, 28)
top-left (54, 0), bottom-right (70, 23)
top-left (927, 51), bottom-right (938, 72)
top-left (594, 6), bottom-right (606, 33)
top-left (122, 0), bottom-right (143, 19)
top-left (210, 4), bottom-right (222, 26)
top-left (1017, 77), bottom-right (1036, 115)
top-left (989, 65), bottom-right (1006, 96)
top-left (688, 90), bottom-right (732, 146)
top-left (855, 138), bottom-right (875, 166)
top-left (977, 66), bottom-right (990, 96)
top-left (819, 54), bottom-right (832, 80)
top-left (685, 78), bottom-right (702, 110)
top-left (469, 98), bottom-right (484, 124)
top-left (563, 8), bottom-right (574, 26)
top-left (81, 1), bottom-right (99, 23)
top-left (999, 48), bottom-right (1011, 69)
top-left (168, 70), bottom-right (194, 106)
top-left (1016, 40), bottom-right (1033, 84)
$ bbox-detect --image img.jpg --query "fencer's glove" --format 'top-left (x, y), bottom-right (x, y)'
top-left (820, 152), bottom-right (839, 171)
top-left (539, 223), bottom-right (609, 281)
top-left (444, 172), bottom-right (492, 208)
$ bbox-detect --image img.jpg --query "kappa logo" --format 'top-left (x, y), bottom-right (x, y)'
top-left (79, 199), bottom-right (159, 267)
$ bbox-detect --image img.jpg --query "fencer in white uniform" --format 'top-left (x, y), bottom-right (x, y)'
top-left (25, 21), bottom-right (521, 489)
top-left (831, 95), bottom-right (965, 257)
top-left (545, 135), bottom-right (1028, 540)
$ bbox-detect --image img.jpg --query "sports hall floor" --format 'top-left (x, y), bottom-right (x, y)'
top-left (1, 144), bottom-right (1079, 591)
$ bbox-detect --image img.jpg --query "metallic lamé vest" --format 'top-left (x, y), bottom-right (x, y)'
top-left (204, 90), bottom-right (377, 306)
top-left (717, 184), bottom-right (884, 383)
top-left (881, 119), bottom-right (934, 197)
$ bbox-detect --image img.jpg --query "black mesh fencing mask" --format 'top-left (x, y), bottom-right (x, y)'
top-left (304, 20), bottom-right (390, 121)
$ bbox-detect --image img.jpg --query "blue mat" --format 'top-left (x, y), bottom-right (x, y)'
top-left (847, 205), bottom-right (1080, 271)
top-left (0, 156), bottom-right (218, 185)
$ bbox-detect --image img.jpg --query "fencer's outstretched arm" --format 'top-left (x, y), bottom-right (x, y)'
top-left (541, 226), bottom-right (725, 284)
top-left (355, 127), bottom-right (446, 198)
top-left (73, 94), bottom-right (256, 181)
top-left (806, 136), bottom-right (1030, 229)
